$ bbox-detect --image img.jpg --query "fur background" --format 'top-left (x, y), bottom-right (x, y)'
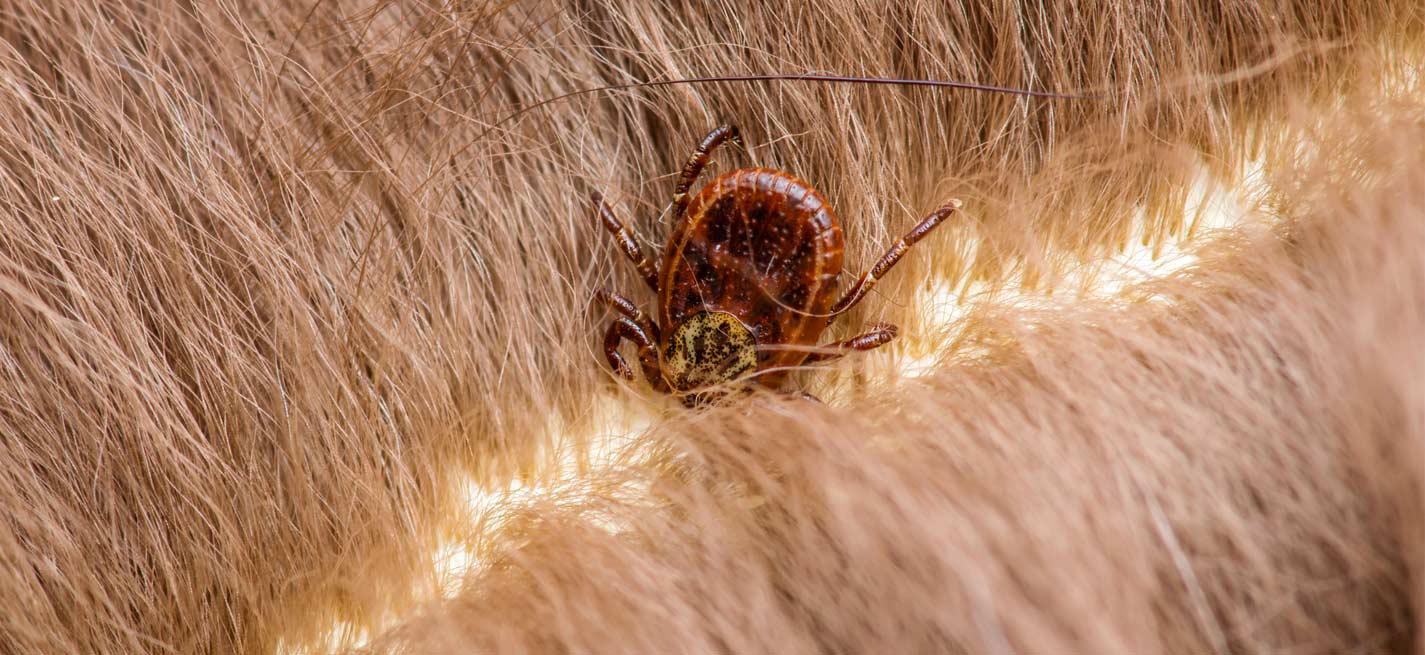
top-left (0, 0), bottom-right (1422, 653)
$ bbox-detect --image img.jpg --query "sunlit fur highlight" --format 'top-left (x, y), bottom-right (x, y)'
top-left (0, 0), bottom-right (1420, 653)
top-left (370, 98), bottom-right (1425, 654)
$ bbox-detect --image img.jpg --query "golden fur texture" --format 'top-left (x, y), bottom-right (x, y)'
top-left (0, 0), bottom-right (1420, 652)
top-left (368, 100), bottom-right (1425, 654)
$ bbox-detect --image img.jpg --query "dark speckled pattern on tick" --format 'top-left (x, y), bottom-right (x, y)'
top-left (661, 168), bottom-right (843, 389)
top-left (592, 124), bottom-right (961, 405)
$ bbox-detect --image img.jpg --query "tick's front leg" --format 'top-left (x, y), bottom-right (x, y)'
top-left (602, 318), bottom-right (667, 392)
top-left (596, 288), bottom-right (667, 391)
top-left (804, 323), bottom-right (898, 364)
top-left (596, 288), bottom-right (660, 341)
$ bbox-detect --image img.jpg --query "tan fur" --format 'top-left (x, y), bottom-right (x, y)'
top-left (367, 98), bottom-right (1425, 654)
top-left (0, 0), bottom-right (1421, 653)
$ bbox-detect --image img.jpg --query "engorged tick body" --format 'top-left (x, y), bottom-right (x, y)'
top-left (595, 125), bottom-right (960, 405)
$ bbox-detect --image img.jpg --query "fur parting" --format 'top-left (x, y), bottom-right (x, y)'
top-left (0, 0), bottom-right (1420, 652)
top-left (368, 101), bottom-right (1425, 654)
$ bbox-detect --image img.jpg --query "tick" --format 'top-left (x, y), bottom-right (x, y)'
top-left (594, 124), bottom-right (960, 405)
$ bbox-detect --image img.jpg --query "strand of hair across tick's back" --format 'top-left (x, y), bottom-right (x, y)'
top-left (472, 73), bottom-right (1097, 143)
top-left (439, 72), bottom-right (1095, 197)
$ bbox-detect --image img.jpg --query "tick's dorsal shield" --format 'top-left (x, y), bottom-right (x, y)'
top-left (660, 311), bottom-right (758, 393)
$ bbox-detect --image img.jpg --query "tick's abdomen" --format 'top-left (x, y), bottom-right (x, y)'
top-left (659, 168), bottom-right (845, 388)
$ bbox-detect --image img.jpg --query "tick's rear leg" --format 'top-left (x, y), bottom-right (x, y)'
top-left (829, 199), bottom-right (962, 321)
top-left (592, 192), bottom-right (660, 292)
top-left (671, 124), bottom-right (743, 218)
top-left (804, 323), bottom-right (898, 364)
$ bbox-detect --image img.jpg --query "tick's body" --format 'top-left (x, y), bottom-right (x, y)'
top-left (661, 168), bottom-right (843, 390)
top-left (595, 125), bottom-right (959, 405)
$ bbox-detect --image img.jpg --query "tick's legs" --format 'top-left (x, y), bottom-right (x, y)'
top-left (602, 317), bottom-right (667, 391)
top-left (592, 192), bottom-right (660, 292)
top-left (828, 199), bottom-right (963, 321)
top-left (595, 288), bottom-right (660, 342)
top-left (594, 125), bottom-right (742, 293)
top-left (804, 323), bottom-right (898, 364)
top-left (596, 288), bottom-right (665, 390)
top-left (671, 124), bottom-right (743, 219)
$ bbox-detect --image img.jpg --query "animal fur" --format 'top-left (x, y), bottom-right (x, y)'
top-left (0, 0), bottom-right (1420, 653)
top-left (366, 98), bottom-right (1425, 654)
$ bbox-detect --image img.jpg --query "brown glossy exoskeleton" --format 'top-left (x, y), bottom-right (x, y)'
top-left (594, 124), bottom-right (959, 405)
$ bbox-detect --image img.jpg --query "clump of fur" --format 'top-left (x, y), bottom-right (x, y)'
top-left (0, 0), bottom-right (1420, 653)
